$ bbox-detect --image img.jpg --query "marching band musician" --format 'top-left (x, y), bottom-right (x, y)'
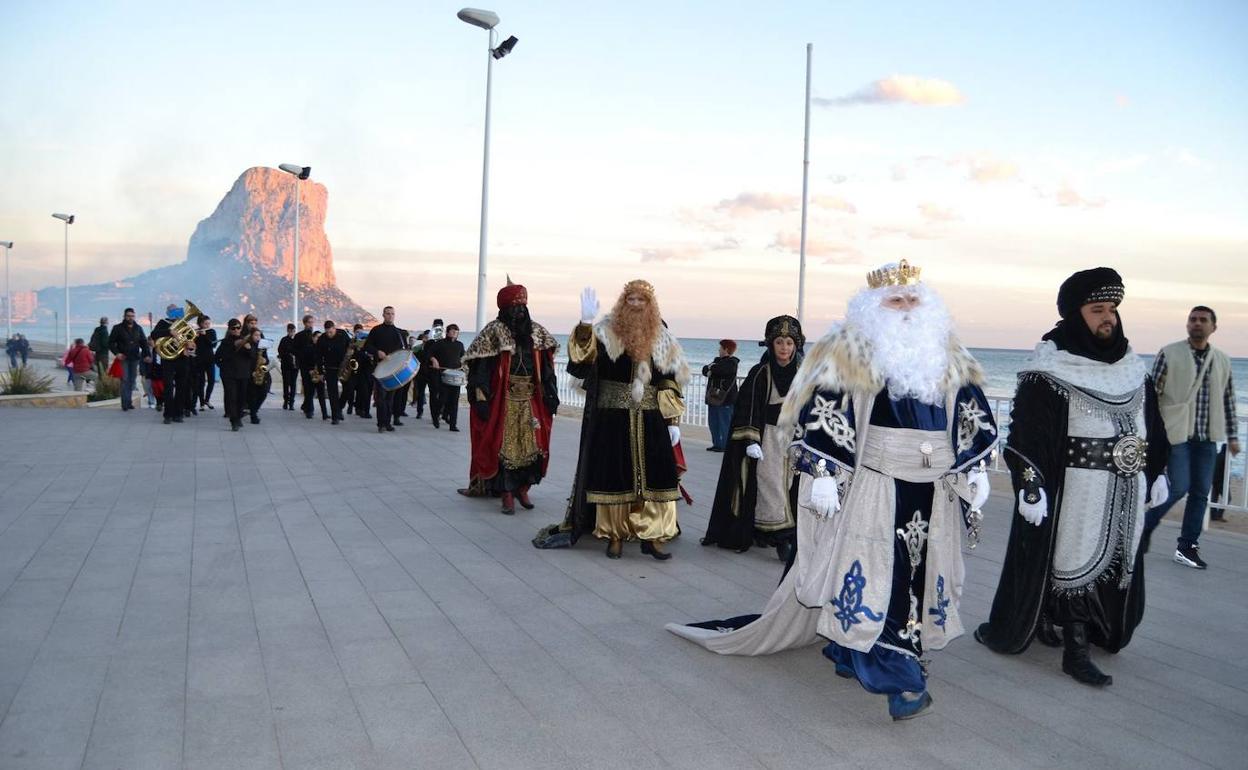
top-left (193, 315), bottom-right (217, 413)
top-left (215, 318), bottom-right (251, 431)
top-left (350, 324), bottom-right (374, 419)
top-left (309, 331), bottom-right (330, 420)
top-left (426, 323), bottom-right (466, 431)
top-left (316, 319), bottom-right (351, 425)
top-left (278, 323), bottom-right (298, 410)
top-left (293, 314), bottom-right (318, 419)
top-left (241, 315), bottom-right (271, 424)
top-left (150, 302), bottom-right (195, 425)
top-left (365, 305), bottom-right (410, 433)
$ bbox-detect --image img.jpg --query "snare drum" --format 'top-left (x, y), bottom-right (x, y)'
top-left (441, 369), bottom-right (466, 387)
top-left (374, 351), bottom-right (420, 391)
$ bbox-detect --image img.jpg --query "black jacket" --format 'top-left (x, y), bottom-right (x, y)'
top-left (108, 322), bottom-right (149, 358)
top-left (277, 335), bottom-right (298, 370)
top-left (194, 328), bottom-right (218, 366)
top-left (702, 355), bottom-right (740, 405)
top-left (292, 328), bottom-right (317, 368)
top-left (89, 325), bottom-right (111, 358)
top-left (427, 338), bottom-right (465, 370)
top-left (214, 334), bottom-right (253, 379)
top-left (315, 330), bottom-right (351, 370)
top-left (365, 324), bottom-right (408, 358)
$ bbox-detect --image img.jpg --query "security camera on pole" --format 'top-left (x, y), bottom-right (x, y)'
top-left (458, 7), bottom-right (518, 335)
top-left (52, 213), bottom-right (75, 347)
top-left (279, 163), bottom-right (312, 330)
top-left (0, 241), bottom-right (13, 340)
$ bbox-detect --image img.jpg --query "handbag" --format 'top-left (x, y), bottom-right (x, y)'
top-left (705, 379), bottom-right (731, 407)
top-left (1160, 350), bottom-right (1214, 445)
top-left (107, 357), bottom-right (123, 378)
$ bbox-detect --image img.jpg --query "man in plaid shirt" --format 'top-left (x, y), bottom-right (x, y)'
top-left (1143, 306), bottom-right (1240, 569)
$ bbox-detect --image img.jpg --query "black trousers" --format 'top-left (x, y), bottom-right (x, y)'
top-left (394, 381), bottom-right (410, 416)
top-left (355, 373), bottom-right (372, 416)
top-left (340, 376), bottom-right (355, 413)
top-left (281, 366), bottom-right (297, 407)
top-left (374, 379), bottom-right (399, 427)
top-left (202, 362), bottom-right (216, 405)
top-left (411, 373), bottom-right (429, 415)
top-left (223, 376), bottom-right (247, 425)
top-left (299, 366), bottom-right (316, 414)
top-left (324, 368), bottom-right (343, 419)
top-left (438, 383), bottom-right (461, 427)
top-left (247, 378), bottom-right (268, 416)
top-left (162, 357), bottom-right (192, 419)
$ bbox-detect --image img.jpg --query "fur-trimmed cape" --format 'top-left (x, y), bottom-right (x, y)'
top-left (778, 322), bottom-right (984, 431)
top-left (593, 315), bottom-right (691, 403)
top-left (462, 319), bottom-right (558, 363)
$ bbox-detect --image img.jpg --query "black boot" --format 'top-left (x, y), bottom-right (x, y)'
top-left (1061, 622), bottom-right (1112, 687)
top-left (1035, 613), bottom-right (1062, 648)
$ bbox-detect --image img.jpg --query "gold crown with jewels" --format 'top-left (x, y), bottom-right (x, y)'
top-left (866, 259), bottom-right (922, 289)
top-left (623, 279), bottom-right (656, 298)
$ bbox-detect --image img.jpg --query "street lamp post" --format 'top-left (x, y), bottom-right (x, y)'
top-left (278, 164), bottom-right (311, 329)
top-left (52, 213), bottom-right (74, 347)
top-left (458, 8), bottom-right (518, 334)
top-left (0, 241), bottom-right (12, 341)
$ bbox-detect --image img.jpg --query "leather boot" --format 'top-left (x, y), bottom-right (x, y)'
top-left (500, 492), bottom-right (515, 515)
top-left (516, 486), bottom-right (535, 510)
top-left (1061, 622), bottom-right (1112, 687)
top-left (1035, 613), bottom-right (1062, 648)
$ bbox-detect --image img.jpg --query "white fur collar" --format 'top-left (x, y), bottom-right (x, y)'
top-left (1020, 340), bottom-right (1147, 395)
top-left (594, 315), bottom-right (691, 403)
top-left (778, 322), bottom-right (983, 431)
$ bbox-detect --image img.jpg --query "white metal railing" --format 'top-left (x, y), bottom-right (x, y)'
top-left (555, 363), bottom-right (1247, 514)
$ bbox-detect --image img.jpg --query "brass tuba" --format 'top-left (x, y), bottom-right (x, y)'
top-left (152, 299), bottom-right (202, 360)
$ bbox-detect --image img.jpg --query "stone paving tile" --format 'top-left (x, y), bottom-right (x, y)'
top-left (1, 405), bottom-right (1246, 768)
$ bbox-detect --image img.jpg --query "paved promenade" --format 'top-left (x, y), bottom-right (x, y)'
top-left (0, 399), bottom-right (1245, 769)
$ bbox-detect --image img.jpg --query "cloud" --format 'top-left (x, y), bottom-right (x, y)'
top-left (768, 232), bottom-right (861, 262)
top-left (966, 156), bottom-right (1020, 183)
top-left (1054, 183), bottom-right (1106, 209)
top-left (714, 192), bottom-right (799, 217)
top-left (675, 207), bottom-right (735, 233)
top-left (816, 75), bottom-right (965, 107)
top-left (1171, 147), bottom-right (1210, 169)
top-left (870, 224), bottom-right (941, 241)
top-left (634, 236), bottom-right (740, 263)
top-left (1114, 94), bottom-right (1131, 109)
top-left (917, 203), bottom-right (960, 223)
top-left (812, 195), bottom-right (858, 214)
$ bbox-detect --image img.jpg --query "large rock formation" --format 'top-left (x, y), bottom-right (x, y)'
top-left (38, 167), bottom-right (374, 331)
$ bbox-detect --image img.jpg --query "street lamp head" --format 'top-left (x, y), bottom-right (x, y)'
top-left (457, 8), bottom-right (499, 30)
top-left (279, 163), bottom-right (311, 180)
top-left (0, 242), bottom-right (11, 249)
top-left (52, 213), bottom-right (75, 224)
top-left (492, 35), bottom-right (518, 59)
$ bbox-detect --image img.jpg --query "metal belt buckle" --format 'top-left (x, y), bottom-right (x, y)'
top-left (1111, 435), bottom-right (1145, 475)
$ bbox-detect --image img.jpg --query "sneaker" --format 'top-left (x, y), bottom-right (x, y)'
top-left (1174, 545), bottom-right (1207, 570)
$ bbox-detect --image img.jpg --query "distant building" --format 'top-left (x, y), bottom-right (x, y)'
top-left (1, 291), bottom-right (37, 322)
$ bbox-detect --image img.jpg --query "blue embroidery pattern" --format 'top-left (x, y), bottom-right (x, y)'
top-left (928, 575), bottom-right (950, 628)
top-left (831, 560), bottom-right (884, 633)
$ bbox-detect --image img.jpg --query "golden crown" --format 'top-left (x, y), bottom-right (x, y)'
top-left (866, 259), bottom-right (922, 289)
top-left (623, 279), bottom-right (656, 297)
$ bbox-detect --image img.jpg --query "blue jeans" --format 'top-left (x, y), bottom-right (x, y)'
top-left (1144, 440), bottom-right (1217, 548)
top-left (708, 404), bottom-right (733, 450)
top-left (120, 358), bottom-right (140, 409)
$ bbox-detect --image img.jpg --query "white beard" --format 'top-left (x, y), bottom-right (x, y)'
top-left (845, 283), bottom-right (953, 406)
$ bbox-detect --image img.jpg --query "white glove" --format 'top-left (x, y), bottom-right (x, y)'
top-left (809, 476), bottom-right (840, 518)
top-left (745, 443), bottom-right (763, 460)
top-left (579, 286), bottom-right (599, 324)
top-left (668, 425), bottom-right (680, 446)
top-left (967, 469), bottom-right (990, 511)
top-left (1147, 476), bottom-right (1169, 509)
top-left (1018, 488), bottom-right (1048, 526)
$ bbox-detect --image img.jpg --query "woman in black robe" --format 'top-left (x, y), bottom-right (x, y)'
top-left (700, 315), bottom-right (804, 560)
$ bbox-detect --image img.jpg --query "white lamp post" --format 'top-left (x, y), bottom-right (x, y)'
top-left (0, 241), bottom-right (12, 341)
top-left (52, 213), bottom-right (74, 347)
top-left (458, 8), bottom-right (518, 334)
top-left (279, 164), bottom-right (311, 329)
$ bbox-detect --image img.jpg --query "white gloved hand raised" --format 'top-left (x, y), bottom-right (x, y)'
top-left (809, 476), bottom-right (840, 518)
top-left (668, 425), bottom-right (680, 446)
top-left (1018, 488), bottom-right (1048, 526)
top-left (1147, 475), bottom-right (1170, 509)
top-left (967, 469), bottom-right (991, 511)
top-left (579, 286), bottom-right (599, 324)
top-left (745, 443), bottom-right (763, 460)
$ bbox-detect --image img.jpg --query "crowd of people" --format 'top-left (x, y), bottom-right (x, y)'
top-left (11, 262), bottom-right (1239, 723)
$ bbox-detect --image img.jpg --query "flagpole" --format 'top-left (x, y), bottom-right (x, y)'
top-left (798, 43), bottom-right (812, 323)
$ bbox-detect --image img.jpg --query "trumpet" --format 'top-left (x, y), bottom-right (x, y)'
top-left (153, 299), bottom-right (203, 360)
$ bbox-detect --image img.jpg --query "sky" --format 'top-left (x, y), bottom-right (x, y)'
top-left (2, 0), bottom-right (1247, 353)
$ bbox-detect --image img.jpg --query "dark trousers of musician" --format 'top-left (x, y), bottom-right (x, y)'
top-left (299, 366), bottom-right (316, 415)
top-left (437, 384), bottom-right (461, 428)
top-left (373, 379), bottom-right (400, 428)
top-left (162, 357), bottom-right (191, 420)
top-left (247, 379), bottom-right (269, 422)
top-left (355, 376), bottom-right (372, 417)
top-left (281, 366), bottom-right (298, 408)
top-left (313, 381), bottom-right (328, 418)
top-left (411, 373), bottom-right (429, 416)
top-left (340, 377), bottom-right (355, 414)
top-left (324, 368), bottom-right (343, 421)
top-left (394, 381), bottom-right (410, 417)
top-left (223, 376), bottom-right (247, 427)
top-left (200, 362), bottom-right (216, 407)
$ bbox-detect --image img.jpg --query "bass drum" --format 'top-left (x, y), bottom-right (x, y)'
top-left (374, 351), bottom-right (420, 391)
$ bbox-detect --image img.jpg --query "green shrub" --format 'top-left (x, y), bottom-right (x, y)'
top-left (0, 366), bottom-right (55, 395)
top-left (88, 374), bottom-right (121, 402)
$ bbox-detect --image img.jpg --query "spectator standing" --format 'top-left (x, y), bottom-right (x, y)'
top-left (1143, 305), bottom-right (1240, 569)
top-left (89, 317), bottom-right (110, 377)
top-left (107, 308), bottom-right (149, 411)
top-left (702, 340), bottom-right (740, 452)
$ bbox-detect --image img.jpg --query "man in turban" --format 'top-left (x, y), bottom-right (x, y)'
top-left (458, 280), bottom-right (560, 515)
top-left (667, 261), bottom-right (996, 721)
top-left (976, 267), bottom-right (1169, 688)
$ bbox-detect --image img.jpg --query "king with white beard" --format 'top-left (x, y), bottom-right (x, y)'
top-left (667, 261), bottom-right (998, 721)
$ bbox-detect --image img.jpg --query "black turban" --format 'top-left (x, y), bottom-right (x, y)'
top-left (1042, 267), bottom-right (1129, 364)
top-left (760, 314), bottom-right (805, 352)
top-left (759, 315), bottom-right (804, 396)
